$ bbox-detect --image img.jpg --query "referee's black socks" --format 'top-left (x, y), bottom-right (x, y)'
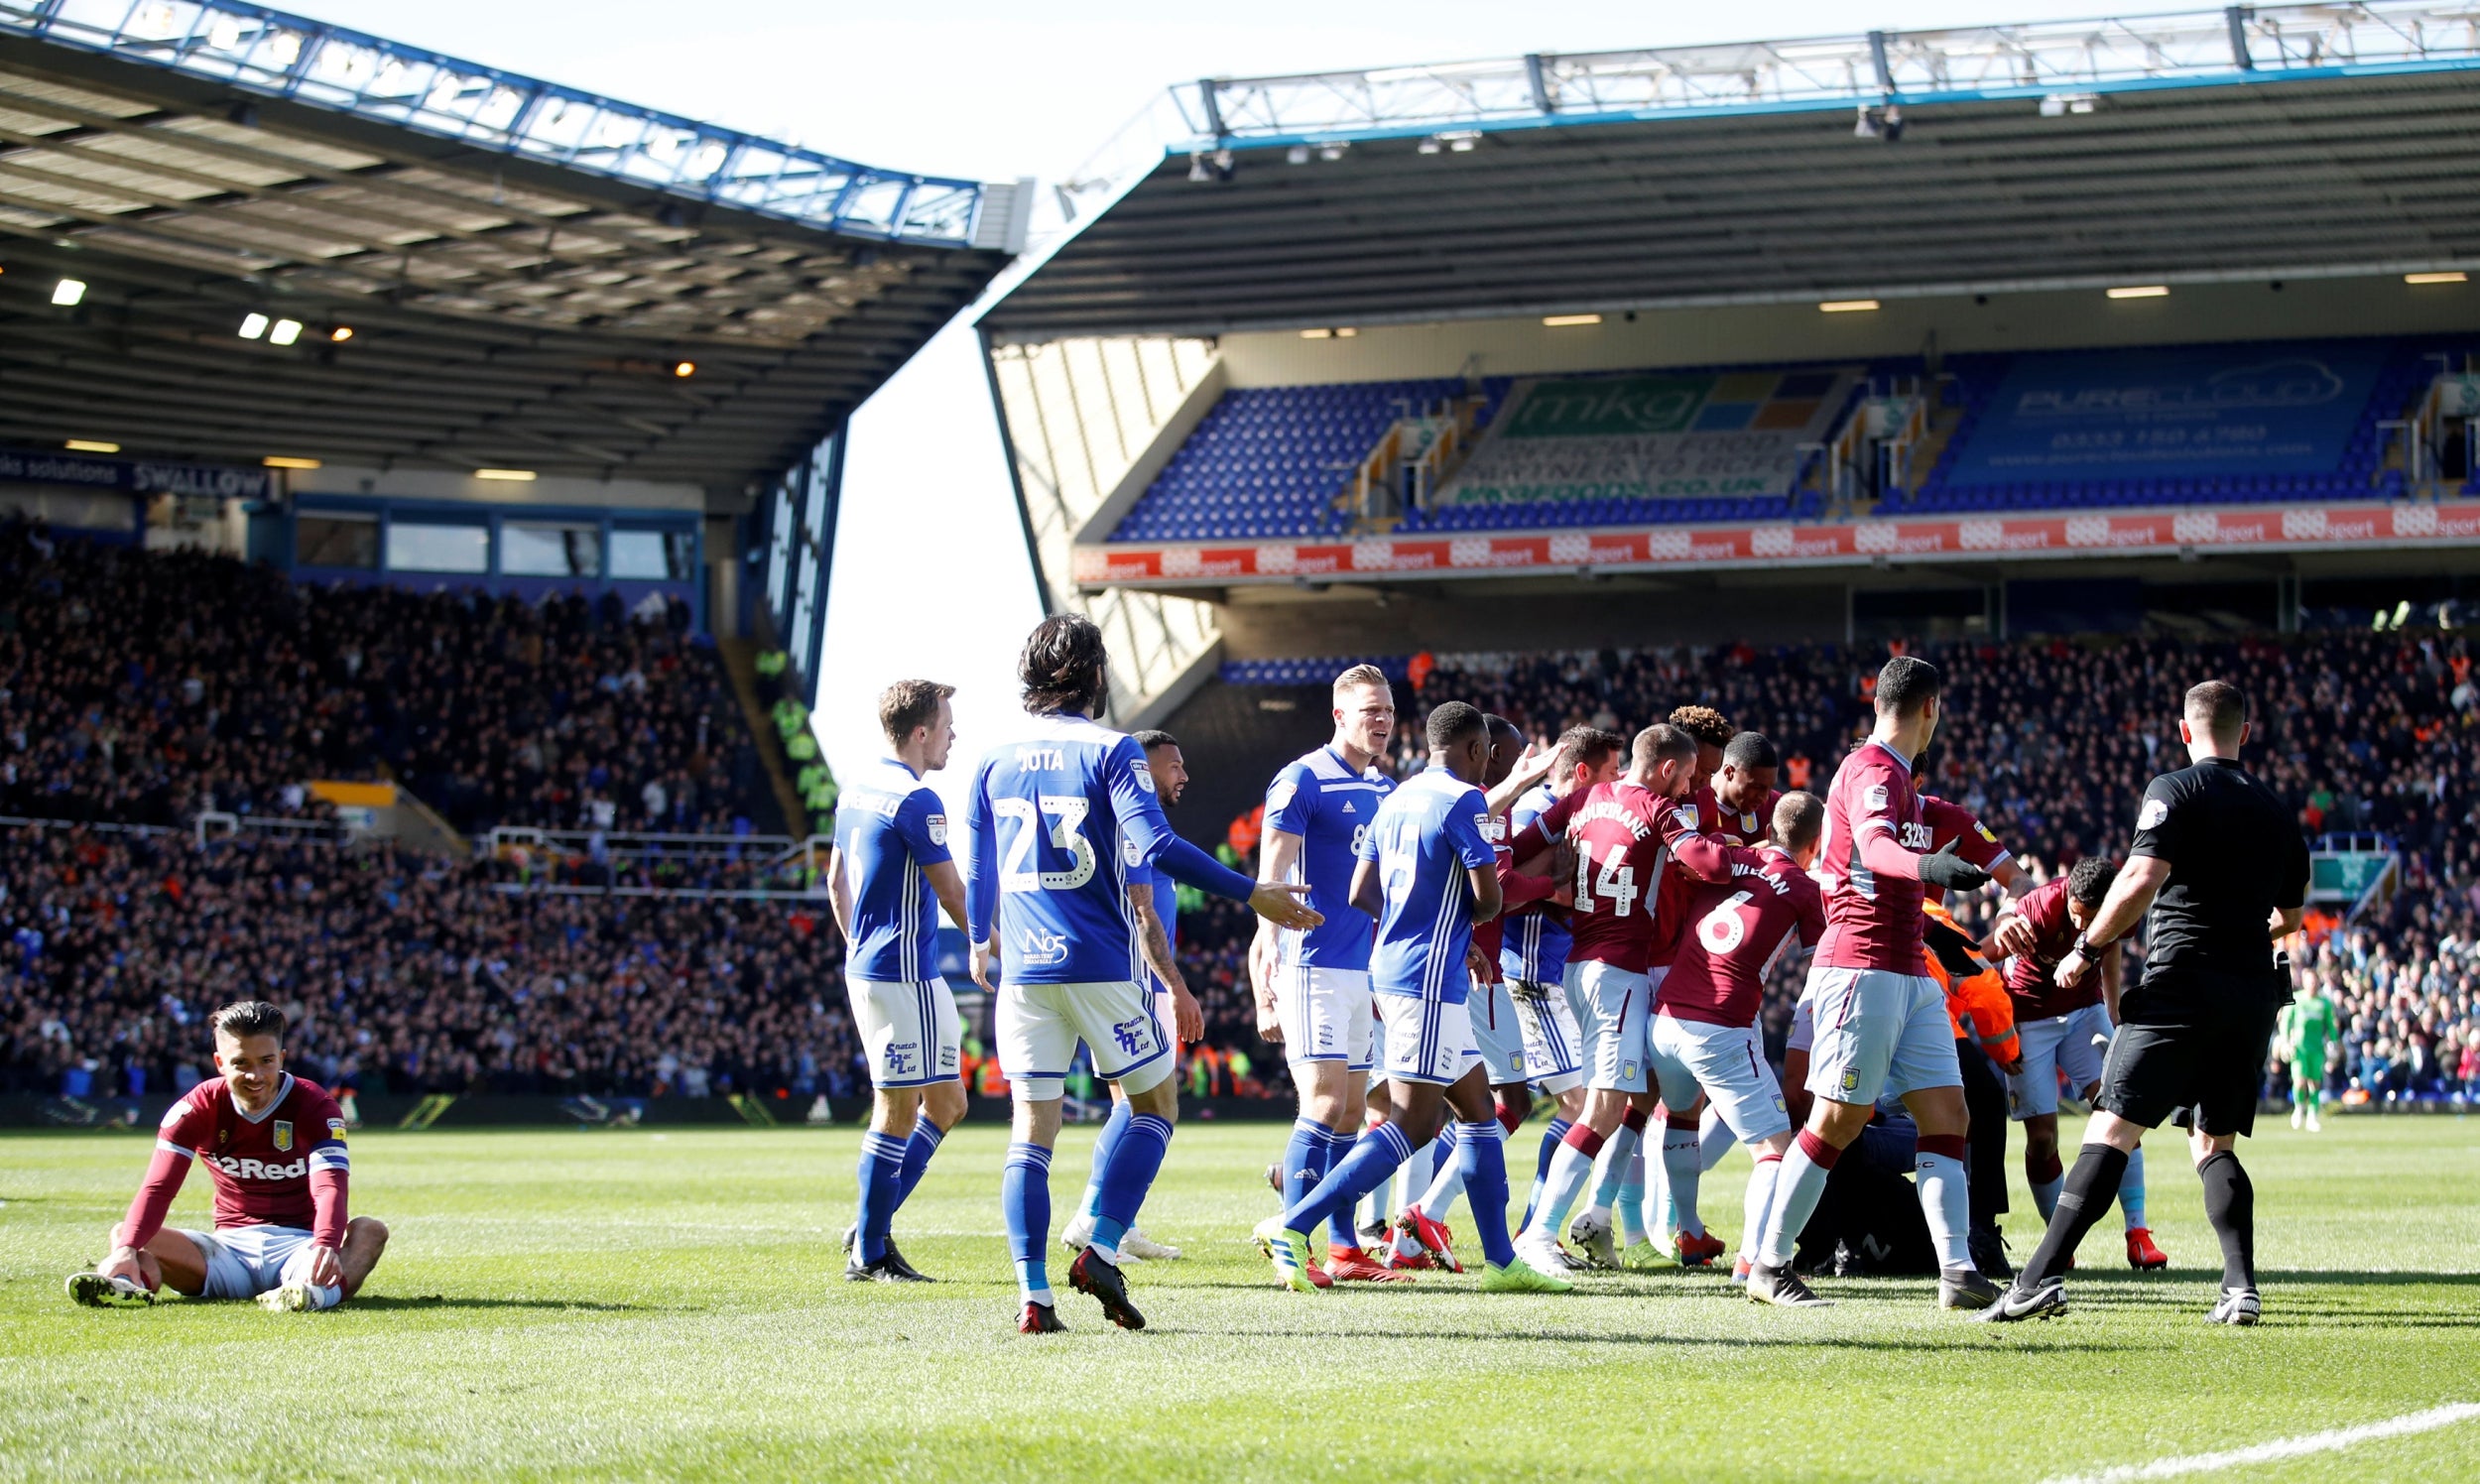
top-left (2016, 1143), bottom-right (2129, 1290)
top-left (2197, 1150), bottom-right (2257, 1291)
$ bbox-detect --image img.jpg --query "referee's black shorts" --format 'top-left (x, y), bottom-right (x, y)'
top-left (2094, 969), bottom-right (2285, 1138)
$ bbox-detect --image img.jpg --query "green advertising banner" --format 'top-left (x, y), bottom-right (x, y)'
top-left (1445, 367), bottom-right (1858, 506)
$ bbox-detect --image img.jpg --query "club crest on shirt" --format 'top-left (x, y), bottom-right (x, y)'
top-left (1864, 785), bottom-right (1890, 812)
top-left (273, 1121), bottom-right (294, 1152)
top-left (927, 814), bottom-right (948, 846)
top-left (2138, 798), bottom-right (2170, 830)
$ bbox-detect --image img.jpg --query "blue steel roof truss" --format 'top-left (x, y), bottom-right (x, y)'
top-left (1, 0), bottom-right (983, 244)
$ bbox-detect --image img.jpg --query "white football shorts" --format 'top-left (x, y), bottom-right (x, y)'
top-left (2007, 1001), bottom-right (2116, 1119)
top-left (1802, 965), bottom-right (1960, 1105)
top-left (1508, 976), bottom-right (1585, 1094)
top-left (847, 975), bottom-right (961, 1090)
top-left (183, 1223), bottom-right (338, 1305)
top-left (1647, 1011), bottom-right (1791, 1144)
top-left (1377, 993), bottom-right (1480, 1087)
top-left (1564, 958), bottom-right (1650, 1093)
top-left (1467, 975), bottom-right (1527, 1086)
top-left (1275, 962), bottom-right (1375, 1070)
top-left (998, 979), bottom-right (1172, 1100)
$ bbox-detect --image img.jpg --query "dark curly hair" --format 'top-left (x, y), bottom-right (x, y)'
top-left (1668, 704), bottom-right (1733, 750)
top-left (1018, 614), bottom-right (1109, 716)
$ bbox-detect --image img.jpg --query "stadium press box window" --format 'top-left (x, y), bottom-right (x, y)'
top-left (609, 528), bottom-right (694, 581)
top-left (502, 522), bottom-right (602, 577)
top-left (385, 522), bottom-right (489, 574)
top-left (296, 512), bottom-right (379, 569)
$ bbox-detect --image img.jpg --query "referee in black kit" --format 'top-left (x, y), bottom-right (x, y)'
top-left (1979, 680), bottom-right (2309, 1326)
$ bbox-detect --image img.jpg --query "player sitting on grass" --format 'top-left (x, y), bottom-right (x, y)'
top-left (67, 999), bottom-right (388, 1312)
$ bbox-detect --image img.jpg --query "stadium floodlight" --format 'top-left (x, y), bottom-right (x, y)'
top-left (330, 325), bottom-right (355, 341)
top-left (263, 456), bottom-right (322, 469)
top-left (2105, 285), bottom-right (2170, 299)
top-left (63, 439), bottom-right (119, 453)
top-left (1542, 313), bottom-right (1602, 326)
top-left (51, 277), bottom-right (86, 307)
top-left (238, 312), bottom-right (270, 339)
top-left (1288, 145), bottom-right (1310, 164)
top-left (674, 361), bottom-right (696, 377)
top-left (1819, 300), bottom-right (1881, 312)
top-left (474, 468), bottom-right (538, 481)
top-left (1317, 143), bottom-right (1349, 161)
top-left (2040, 93), bottom-right (2100, 116)
top-left (269, 318), bottom-right (304, 345)
top-left (1302, 327), bottom-right (1332, 338)
top-left (2406, 272), bottom-right (2468, 285)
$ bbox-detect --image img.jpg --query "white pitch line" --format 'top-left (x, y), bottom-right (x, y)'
top-left (2041, 1402), bottom-right (2480, 1484)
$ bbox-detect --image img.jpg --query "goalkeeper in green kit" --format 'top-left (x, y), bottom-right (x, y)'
top-left (2279, 973), bottom-right (2339, 1133)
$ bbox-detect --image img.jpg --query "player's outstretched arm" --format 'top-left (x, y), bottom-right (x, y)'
top-left (1861, 831), bottom-right (1991, 891)
top-left (962, 760), bottom-right (1000, 990)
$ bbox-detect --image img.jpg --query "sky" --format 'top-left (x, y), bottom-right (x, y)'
top-left (285, 0), bottom-right (2071, 815)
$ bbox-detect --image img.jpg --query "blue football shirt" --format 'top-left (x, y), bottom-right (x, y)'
top-left (1262, 746), bottom-right (1394, 971)
top-left (1355, 765), bottom-right (1498, 1004)
top-left (1500, 781), bottom-right (1573, 985)
top-left (965, 713), bottom-right (1180, 986)
top-left (833, 757), bottom-right (951, 983)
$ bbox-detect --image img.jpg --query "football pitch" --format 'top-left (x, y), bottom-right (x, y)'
top-left (4, 1117), bottom-right (2476, 1483)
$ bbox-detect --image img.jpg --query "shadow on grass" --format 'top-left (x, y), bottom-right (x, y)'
top-left (349, 1295), bottom-right (658, 1312)
top-left (1176, 1321), bottom-right (2161, 1352)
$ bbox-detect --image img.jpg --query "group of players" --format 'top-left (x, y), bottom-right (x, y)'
top-left (1240, 657), bottom-right (2129, 1311)
top-left (69, 611), bottom-right (2304, 1335)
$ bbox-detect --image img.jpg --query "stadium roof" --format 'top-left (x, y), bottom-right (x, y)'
top-left (986, 1), bottom-right (2480, 341)
top-left (0, 1), bottom-right (1024, 489)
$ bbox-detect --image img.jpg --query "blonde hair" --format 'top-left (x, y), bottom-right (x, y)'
top-left (1332, 664), bottom-right (1391, 698)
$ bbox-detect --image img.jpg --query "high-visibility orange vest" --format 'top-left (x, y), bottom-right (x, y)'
top-left (1922, 900), bottom-right (2020, 1066)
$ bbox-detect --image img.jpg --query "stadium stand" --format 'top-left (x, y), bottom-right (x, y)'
top-left (0, 520), bottom-right (770, 836)
top-left (1101, 337), bottom-right (2474, 544)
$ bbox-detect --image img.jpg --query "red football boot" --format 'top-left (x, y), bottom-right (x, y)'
top-left (2125, 1226), bottom-right (2169, 1271)
top-left (1396, 1207), bottom-right (1464, 1275)
top-left (1326, 1247), bottom-right (1416, 1283)
top-left (1018, 1301), bottom-right (1066, 1334)
top-left (1674, 1230), bottom-right (1728, 1268)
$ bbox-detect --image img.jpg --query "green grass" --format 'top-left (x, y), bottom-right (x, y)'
top-left (3, 1115), bottom-right (2477, 1482)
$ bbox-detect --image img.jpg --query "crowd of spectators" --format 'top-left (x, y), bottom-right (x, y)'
top-left (11, 538), bottom-right (2480, 1114)
top-left (0, 519), bottom-right (768, 837)
top-left (3, 825), bottom-right (876, 1102)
